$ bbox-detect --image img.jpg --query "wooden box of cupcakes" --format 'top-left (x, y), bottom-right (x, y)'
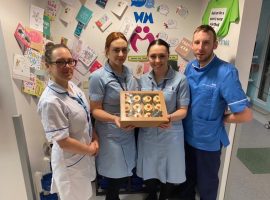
top-left (120, 91), bottom-right (169, 127)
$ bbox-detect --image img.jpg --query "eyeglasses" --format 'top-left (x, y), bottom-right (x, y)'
top-left (49, 59), bottom-right (77, 68)
top-left (111, 47), bottom-right (128, 54)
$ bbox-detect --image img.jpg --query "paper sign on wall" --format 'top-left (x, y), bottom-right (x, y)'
top-left (119, 17), bottom-right (137, 41)
top-left (26, 27), bottom-right (44, 53)
top-left (95, 14), bottom-right (112, 32)
top-left (43, 15), bottom-right (51, 38)
top-left (74, 21), bottom-right (84, 37)
top-left (71, 38), bottom-right (83, 60)
top-left (89, 60), bottom-right (102, 73)
top-left (96, 0), bottom-right (108, 8)
top-left (164, 19), bottom-right (177, 29)
top-left (111, 0), bottom-right (128, 18)
top-left (76, 5), bottom-right (93, 26)
top-left (60, 4), bottom-right (74, 24)
top-left (13, 54), bottom-right (31, 81)
top-left (79, 45), bottom-right (97, 67)
top-left (157, 4), bottom-right (169, 16)
top-left (22, 73), bottom-right (45, 97)
top-left (45, 0), bottom-right (60, 21)
top-left (30, 5), bottom-right (44, 32)
top-left (14, 23), bottom-right (31, 53)
top-left (61, 0), bottom-right (76, 5)
top-left (24, 48), bottom-right (42, 69)
top-left (75, 61), bottom-right (89, 75)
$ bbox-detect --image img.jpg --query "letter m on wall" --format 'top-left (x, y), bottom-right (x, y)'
top-left (134, 12), bottom-right (154, 24)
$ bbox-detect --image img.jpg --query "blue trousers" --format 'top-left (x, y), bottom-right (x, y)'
top-left (181, 143), bottom-right (221, 200)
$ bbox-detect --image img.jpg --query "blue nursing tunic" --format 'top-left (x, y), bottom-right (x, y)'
top-left (136, 67), bottom-right (190, 183)
top-left (89, 62), bottom-right (139, 178)
top-left (183, 55), bottom-right (250, 151)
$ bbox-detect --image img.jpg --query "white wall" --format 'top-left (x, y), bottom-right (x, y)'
top-left (0, 20), bottom-right (28, 200)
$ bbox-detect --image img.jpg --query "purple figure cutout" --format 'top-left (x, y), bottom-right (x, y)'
top-left (130, 25), bottom-right (155, 52)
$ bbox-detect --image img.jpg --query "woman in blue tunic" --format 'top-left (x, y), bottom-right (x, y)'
top-left (136, 39), bottom-right (190, 200)
top-left (89, 32), bottom-right (139, 200)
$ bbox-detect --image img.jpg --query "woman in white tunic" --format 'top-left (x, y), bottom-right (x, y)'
top-left (38, 43), bottom-right (98, 200)
top-left (89, 32), bottom-right (139, 200)
top-left (136, 39), bottom-right (190, 200)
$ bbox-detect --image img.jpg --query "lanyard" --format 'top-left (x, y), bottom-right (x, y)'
top-left (48, 85), bottom-right (90, 125)
top-left (111, 72), bottom-right (127, 91)
top-left (151, 79), bottom-right (168, 91)
top-left (69, 95), bottom-right (90, 123)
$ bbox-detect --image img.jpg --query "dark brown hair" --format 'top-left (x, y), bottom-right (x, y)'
top-left (44, 42), bottom-right (71, 63)
top-left (147, 39), bottom-right (170, 55)
top-left (193, 25), bottom-right (217, 42)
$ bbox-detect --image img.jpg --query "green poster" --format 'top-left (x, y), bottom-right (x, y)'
top-left (43, 15), bottom-right (51, 38)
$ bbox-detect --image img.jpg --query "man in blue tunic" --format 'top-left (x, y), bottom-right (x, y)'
top-left (182, 25), bottom-right (253, 200)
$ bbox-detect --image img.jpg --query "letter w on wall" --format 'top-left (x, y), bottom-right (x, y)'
top-left (134, 12), bottom-right (154, 24)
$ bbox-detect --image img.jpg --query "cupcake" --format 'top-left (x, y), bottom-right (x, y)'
top-left (134, 113), bottom-right (142, 118)
top-left (133, 95), bottom-right (141, 102)
top-left (143, 95), bottom-right (152, 103)
top-left (133, 103), bottom-right (141, 111)
top-left (154, 103), bottom-right (161, 111)
top-left (144, 112), bottom-right (152, 117)
top-left (125, 103), bottom-right (131, 112)
top-left (125, 94), bottom-right (132, 103)
top-left (153, 95), bottom-right (160, 103)
top-left (144, 103), bottom-right (153, 112)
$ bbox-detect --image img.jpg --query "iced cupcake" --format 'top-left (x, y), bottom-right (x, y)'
top-left (153, 95), bottom-right (160, 103)
top-left (144, 103), bottom-right (153, 112)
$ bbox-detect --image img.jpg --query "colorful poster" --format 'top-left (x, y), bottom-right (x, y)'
top-left (202, 0), bottom-right (239, 37)
top-left (24, 48), bottom-right (42, 69)
top-left (45, 0), bottom-right (60, 21)
top-left (74, 21), bottom-right (84, 37)
top-left (22, 73), bottom-right (45, 97)
top-left (26, 27), bottom-right (44, 53)
top-left (76, 5), bottom-right (93, 26)
top-left (96, 0), bottom-right (108, 8)
top-left (30, 4), bottom-right (44, 32)
top-left (89, 60), bottom-right (102, 73)
top-left (14, 23), bottom-right (31, 53)
top-left (43, 15), bottom-right (51, 38)
top-left (79, 45), bottom-right (97, 67)
top-left (95, 14), bottom-right (112, 32)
